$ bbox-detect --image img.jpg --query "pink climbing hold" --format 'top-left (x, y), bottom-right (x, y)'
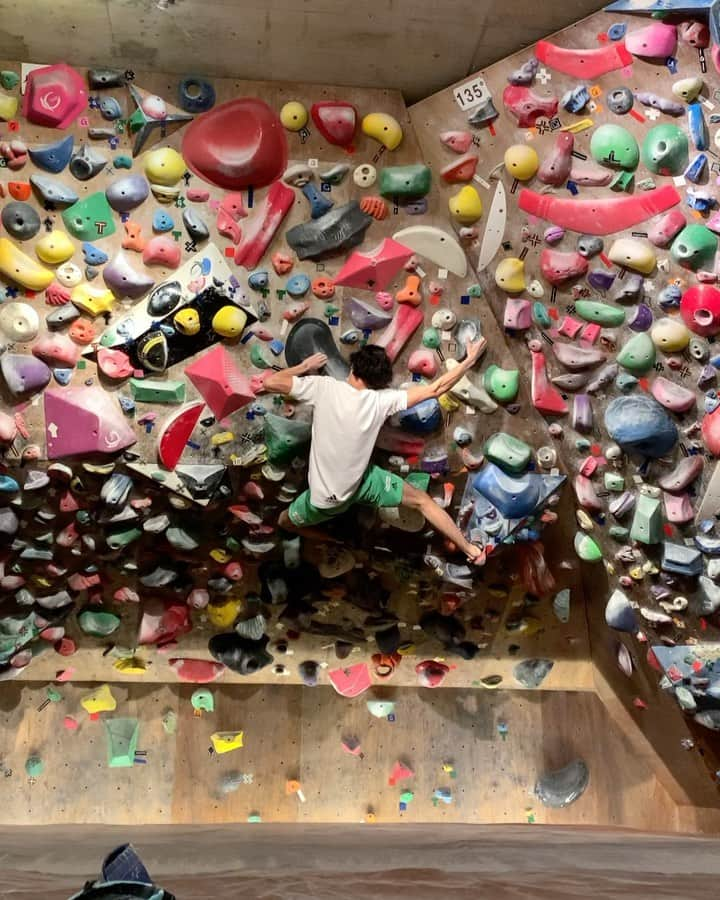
top-left (537, 132), bottom-right (574, 186)
top-left (415, 659), bottom-right (450, 688)
top-left (43, 387), bottom-right (136, 459)
top-left (328, 662), bottom-right (372, 697)
top-left (502, 85), bottom-right (558, 127)
top-left (625, 22), bottom-right (677, 59)
top-left (22, 63), bottom-right (87, 129)
top-left (185, 344), bottom-right (256, 420)
top-left (540, 248), bottom-right (588, 285)
top-left (143, 235), bottom-right (181, 268)
top-left (169, 658), bottom-right (226, 683)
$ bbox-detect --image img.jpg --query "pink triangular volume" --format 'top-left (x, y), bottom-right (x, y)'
top-left (185, 345), bottom-right (256, 420)
top-left (44, 387), bottom-right (136, 459)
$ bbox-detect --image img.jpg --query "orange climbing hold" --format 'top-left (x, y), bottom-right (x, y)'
top-left (360, 195), bottom-right (389, 220)
top-left (395, 274), bottom-right (422, 306)
top-left (122, 221), bottom-right (145, 252)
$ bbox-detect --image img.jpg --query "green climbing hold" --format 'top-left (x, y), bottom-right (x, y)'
top-left (250, 343), bottom-right (271, 369)
top-left (574, 300), bottom-right (626, 327)
top-left (264, 413), bottom-right (311, 464)
top-left (483, 365), bottom-right (520, 403)
top-left (609, 170), bottom-right (634, 192)
top-left (62, 192), bottom-right (117, 241)
top-left (468, 284), bottom-right (483, 297)
top-left (105, 717), bottom-right (140, 767)
top-left (590, 123), bottom-right (639, 170)
top-left (0, 71), bottom-right (19, 90)
top-left (532, 302), bottom-right (552, 329)
top-left (603, 472), bottom-right (625, 492)
top-left (113, 155), bottom-right (133, 169)
top-left (608, 524), bottom-right (630, 540)
top-left (615, 372), bottom-right (638, 391)
top-left (25, 755), bottom-right (43, 777)
top-left (399, 790), bottom-right (415, 803)
top-left (575, 438), bottom-right (591, 452)
top-left (106, 527), bottom-right (143, 550)
top-left (324, 304), bottom-right (340, 318)
top-left (130, 378), bottom-right (186, 403)
top-left (422, 327), bottom-right (441, 350)
top-left (641, 123), bottom-right (688, 175)
top-left (671, 224), bottom-right (718, 271)
top-left (617, 332), bottom-right (656, 375)
top-left (46, 687), bottom-right (63, 703)
top-left (484, 432), bottom-right (531, 475)
top-left (78, 609), bottom-right (121, 637)
top-left (630, 494), bottom-right (663, 544)
top-left (191, 688), bottom-right (214, 712)
top-left (574, 532), bottom-right (602, 562)
top-left (162, 709), bottom-right (178, 734)
top-left (379, 164), bottom-right (432, 198)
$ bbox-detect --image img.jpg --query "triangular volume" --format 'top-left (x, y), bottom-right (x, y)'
top-left (127, 83), bottom-right (193, 155)
top-left (44, 387), bottom-right (136, 459)
top-left (185, 345), bottom-right (256, 420)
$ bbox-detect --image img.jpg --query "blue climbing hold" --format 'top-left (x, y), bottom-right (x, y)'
top-left (82, 242), bottom-right (109, 266)
top-left (28, 135), bottom-right (74, 174)
top-left (0, 475), bottom-right (19, 492)
top-left (397, 398), bottom-right (442, 434)
top-left (301, 182), bottom-right (334, 219)
top-left (153, 210), bottom-right (174, 232)
top-left (607, 22), bottom-right (626, 41)
top-left (52, 368), bottom-right (73, 386)
top-left (178, 77), bottom-right (216, 113)
top-left (658, 284), bottom-right (682, 310)
top-left (604, 394), bottom-right (678, 458)
top-left (248, 271), bottom-right (270, 291)
top-left (286, 274), bottom-right (311, 298)
top-left (99, 96), bottom-right (123, 120)
top-left (688, 102), bottom-right (709, 151)
top-left (472, 465), bottom-right (545, 519)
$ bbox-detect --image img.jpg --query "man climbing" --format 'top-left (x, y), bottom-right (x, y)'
top-left (262, 339), bottom-right (487, 564)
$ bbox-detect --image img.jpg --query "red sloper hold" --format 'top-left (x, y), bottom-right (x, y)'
top-left (23, 63), bottom-right (87, 129)
top-left (234, 181), bottom-right (295, 269)
top-left (328, 662), bottom-right (372, 697)
top-left (139, 599), bottom-right (192, 647)
top-left (534, 39), bottom-right (633, 79)
top-left (181, 97), bottom-right (288, 190)
top-left (157, 401), bottom-right (205, 470)
top-left (540, 248), bottom-right (588, 285)
top-left (169, 658), bottom-right (226, 683)
top-left (502, 85), bottom-right (558, 128)
top-left (702, 405), bottom-right (720, 456)
top-left (185, 344), bottom-right (256, 420)
top-left (311, 101), bottom-right (358, 147)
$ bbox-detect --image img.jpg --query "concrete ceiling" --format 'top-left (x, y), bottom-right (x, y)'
top-left (0, 0), bottom-right (605, 102)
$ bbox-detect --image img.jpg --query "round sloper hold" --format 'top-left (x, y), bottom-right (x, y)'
top-left (178, 76), bottom-right (216, 113)
top-left (285, 317), bottom-right (350, 380)
top-left (182, 97), bottom-right (288, 189)
top-left (1, 201), bottom-right (40, 240)
top-left (0, 302), bottom-right (39, 342)
top-left (535, 759), bottom-right (589, 808)
top-left (105, 173), bottom-right (150, 212)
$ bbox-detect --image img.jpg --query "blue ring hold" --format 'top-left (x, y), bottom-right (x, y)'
top-left (178, 77), bottom-right (216, 113)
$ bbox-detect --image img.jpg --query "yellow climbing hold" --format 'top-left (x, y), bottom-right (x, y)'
top-left (0, 237), bottom-right (53, 290)
top-left (207, 597), bottom-right (243, 629)
top-left (174, 307), bottom-right (200, 335)
top-left (113, 656), bottom-right (147, 675)
top-left (361, 112), bottom-right (403, 150)
top-left (211, 431), bottom-right (234, 446)
top-left (448, 185), bottom-right (483, 224)
top-left (80, 683), bottom-right (117, 715)
top-left (0, 92), bottom-right (18, 121)
top-left (35, 230), bottom-right (75, 265)
top-left (71, 283), bottom-right (115, 317)
top-left (211, 730), bottom-right (244, 754)
top-left (494, 257), bottom-right (526, 293)
top-left (650, 316), bottom-right (691, 352)
top-left (503, 144), bottom-right (539, 181)
top-left (143, 147), bottom-right (186, 186)
top-left (212, 305), bottom-right (247, 338)
top-left (438, 393), bottom-right (461, 412)
top-left (210, 547), bottom-right (231, 563)
top-left (280, 100), bottom-right (308, 132)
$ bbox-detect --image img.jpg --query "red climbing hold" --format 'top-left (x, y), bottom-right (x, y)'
top-left (311, 101), bottom-right (358, 147)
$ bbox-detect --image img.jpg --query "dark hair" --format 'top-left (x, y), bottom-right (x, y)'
top-left (349, 345), bottom-right (393, 390)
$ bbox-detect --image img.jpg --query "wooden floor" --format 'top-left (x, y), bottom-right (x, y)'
top-left (0, 681), bottom-right (692, 831)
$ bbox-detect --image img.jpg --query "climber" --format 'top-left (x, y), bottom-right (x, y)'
top-left (262, 339), bottom-right (488, 564)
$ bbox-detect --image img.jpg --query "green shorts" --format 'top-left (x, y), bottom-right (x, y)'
top-left (287, 465), bottom-right (405, 527)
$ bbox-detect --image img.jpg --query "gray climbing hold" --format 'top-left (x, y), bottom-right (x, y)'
top-left (1, 202), bottom-right (41, 240)
top-left (182, 207), bottom-right (209, 242)
top-left (694, 710), bottom-right (720, 731)
top-left (69, 144), bottom-right (107, 180)
top-left (697, 576), bottom-right (720, 615)
top-left (513, 658), bottom-right (554, 688)
top-left (105, 174), bottom-right (150, 212)
top-left (535, 759), bottom-right (589, 808)
top-left (30, 175), bottom-right (78, 206)
top-left (605, 589), bottom-right (638, 633)
top-left (286, 202), bottom-right (373, 259)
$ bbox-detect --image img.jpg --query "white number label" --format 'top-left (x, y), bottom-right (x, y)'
top-left (453, 76), bottom-right (490, 111)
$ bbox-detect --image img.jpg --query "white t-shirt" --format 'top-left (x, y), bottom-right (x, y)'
top-left (289, 376), bottom-right (408, 508)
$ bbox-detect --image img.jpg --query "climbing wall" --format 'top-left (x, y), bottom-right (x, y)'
top-left (410, 4), bottom-right (720, 797)
top-left (0, 59), bottom-right (585, 701)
